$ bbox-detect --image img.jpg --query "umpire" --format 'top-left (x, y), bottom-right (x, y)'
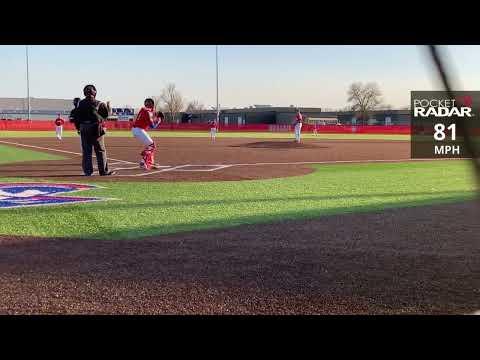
top-left (72, 85), bottom-right (115, 176)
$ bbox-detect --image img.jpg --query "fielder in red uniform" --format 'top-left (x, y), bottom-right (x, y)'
top-left (294, 109), bottom-right (303, 143)
top-left (131, 98), bottom-right (162, 170)
top-left (209, 119), bottom-right (218, 141)
top-left (54, 114), bottom-right (65, 140)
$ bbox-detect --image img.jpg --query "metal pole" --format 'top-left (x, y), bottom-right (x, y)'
top-left (216, 45), bottom-right (219, 123)
top-left (26, 45), bottom-right (31, 121)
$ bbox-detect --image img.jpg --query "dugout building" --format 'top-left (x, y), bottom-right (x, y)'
top-left (181, 107), bottom-right (410, 126)
top-left (0, 97), bottom-right (71, 120)
top-left (182, 106), bottom-right (327, 126)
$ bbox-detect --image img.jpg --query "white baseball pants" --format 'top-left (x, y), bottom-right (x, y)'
top-left (294, 123), bottom-right (302, 142)
top-left (132, 127), bottom-right (154, 146)
top-left (210, 128), bottom-right (217, 140)
top-left (55, 126), bottom-right (63, 139)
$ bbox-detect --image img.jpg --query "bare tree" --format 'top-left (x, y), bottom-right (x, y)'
top-left (347, 82), bottom-right (382, 124)
top-left (185, 100), bottom-right (205, 112)
top-left (159, 83), bottom-right (185, 123)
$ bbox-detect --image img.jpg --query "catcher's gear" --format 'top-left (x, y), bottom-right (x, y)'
top-left (140, 142), bottom-right (156, 170)
top-left (141, 150), bottom-right (154, 170)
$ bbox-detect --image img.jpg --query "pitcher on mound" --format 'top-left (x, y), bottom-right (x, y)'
top-left (294, 108), bottom-right (303, 143)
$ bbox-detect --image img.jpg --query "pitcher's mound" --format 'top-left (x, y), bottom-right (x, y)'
top-left (232, 141), bottom-right (325, 149)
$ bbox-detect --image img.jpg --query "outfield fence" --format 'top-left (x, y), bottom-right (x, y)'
top-left (0, 120), bottom-right (412, 134)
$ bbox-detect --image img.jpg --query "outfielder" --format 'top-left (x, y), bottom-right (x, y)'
top-left (131, 98), bottom-right (162, 170)
top-left (294, 109), bottom-right (303, 143)
top-left (54, 113), bottom-right (65, 140)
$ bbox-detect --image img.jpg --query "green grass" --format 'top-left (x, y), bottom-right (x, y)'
top-left (0, 144), bottom-right (65, 165)
top-left (0, 160), bottom-right (476, 240)
top-left (0, 130), bottom-right (410, 141)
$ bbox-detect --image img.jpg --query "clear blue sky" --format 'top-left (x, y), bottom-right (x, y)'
top-left (0, 45), bottom-right (478, 109)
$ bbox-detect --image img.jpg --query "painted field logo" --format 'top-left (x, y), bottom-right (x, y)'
top-left (0, 183), bottom-right (105, 209)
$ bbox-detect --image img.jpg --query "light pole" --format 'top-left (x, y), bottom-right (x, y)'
top-left (216, 45), bottom-right (219, 123)
top-left (26, 45), bottom-right (31, 121)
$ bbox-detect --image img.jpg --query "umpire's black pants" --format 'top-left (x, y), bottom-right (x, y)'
top-left (80, 123), bottom-right (109, 176)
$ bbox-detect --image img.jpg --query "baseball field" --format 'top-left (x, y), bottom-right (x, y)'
top-left (0, 129), bottom-right (479, 314)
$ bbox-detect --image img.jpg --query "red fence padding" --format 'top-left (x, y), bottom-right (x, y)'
top-left (0, 120), bottom-right (76, 131)
top-left (0, 120), bottom-right (412, 134)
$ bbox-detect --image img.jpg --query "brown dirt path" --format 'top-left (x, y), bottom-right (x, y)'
top-left (1, 200), bottom-right (478, 315)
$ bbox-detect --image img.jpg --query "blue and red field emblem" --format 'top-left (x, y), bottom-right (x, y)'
top-left (0, 183), bottom-right (105, 209)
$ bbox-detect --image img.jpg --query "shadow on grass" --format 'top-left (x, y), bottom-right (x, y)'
top-left (20, 189), bottom-right (477, 215)
top-left (91, 193), bottom-right (476, 240)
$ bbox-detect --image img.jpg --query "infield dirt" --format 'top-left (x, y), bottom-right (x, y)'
top-left (0, 137), bottom-right (410, 181)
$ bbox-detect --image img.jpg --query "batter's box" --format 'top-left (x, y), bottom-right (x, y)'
top-left (174, 165), bottom-right (233, 172)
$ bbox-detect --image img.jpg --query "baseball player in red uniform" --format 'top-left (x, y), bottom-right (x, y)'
top-left (209, 119), bottom-right (218, 141)
top-left (54, 114), bottom-right (65, 140)
top-left (131, 98), bottom-right (162, 170)
top-left (294, 109), bottom-right (303, 143)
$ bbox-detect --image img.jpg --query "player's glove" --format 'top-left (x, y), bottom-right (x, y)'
top-left (150, 119), bottom-right (162, 129)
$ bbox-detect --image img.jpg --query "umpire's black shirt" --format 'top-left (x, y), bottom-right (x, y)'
top-left (75, 98), bottom-right (109, 125)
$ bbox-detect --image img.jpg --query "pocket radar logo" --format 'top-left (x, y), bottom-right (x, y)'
top-left (0, 183), bottom-right (105, 209)
top-left (413, 95), bottom-right (474, 117)
top-left (410, 91), bottom-right (480, 159)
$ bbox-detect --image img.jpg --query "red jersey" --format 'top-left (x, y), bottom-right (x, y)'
top-left (209, 120), bottom-right (217, 129)
top-left (54, 117), bottom-right (65, 126)
top-left (295, 113), bottom-right (303, 124)
top-left (133, 107), bottom-right (155, 130)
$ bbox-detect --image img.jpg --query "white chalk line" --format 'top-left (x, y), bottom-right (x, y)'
top-left (0, 140), bottom-right (468, 177)
top-left (174, 164), bottom-right (234, 172)
top-left (225, 158), bottom-right (468, 167)
top-left (117, 158), bottom-right (467, 176)
top-left (110, 165), bottom-right (170, 171)
top-left (0, 140), bottom-right (136, 165)
top-left (0, 139), bottom-right (205, 175)
top-left (0, 140), bottom-right (183, 174)
top-left (117, 165), bottom-right (193, 177)
top-left (115, 164), bottom-right (233, 176)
